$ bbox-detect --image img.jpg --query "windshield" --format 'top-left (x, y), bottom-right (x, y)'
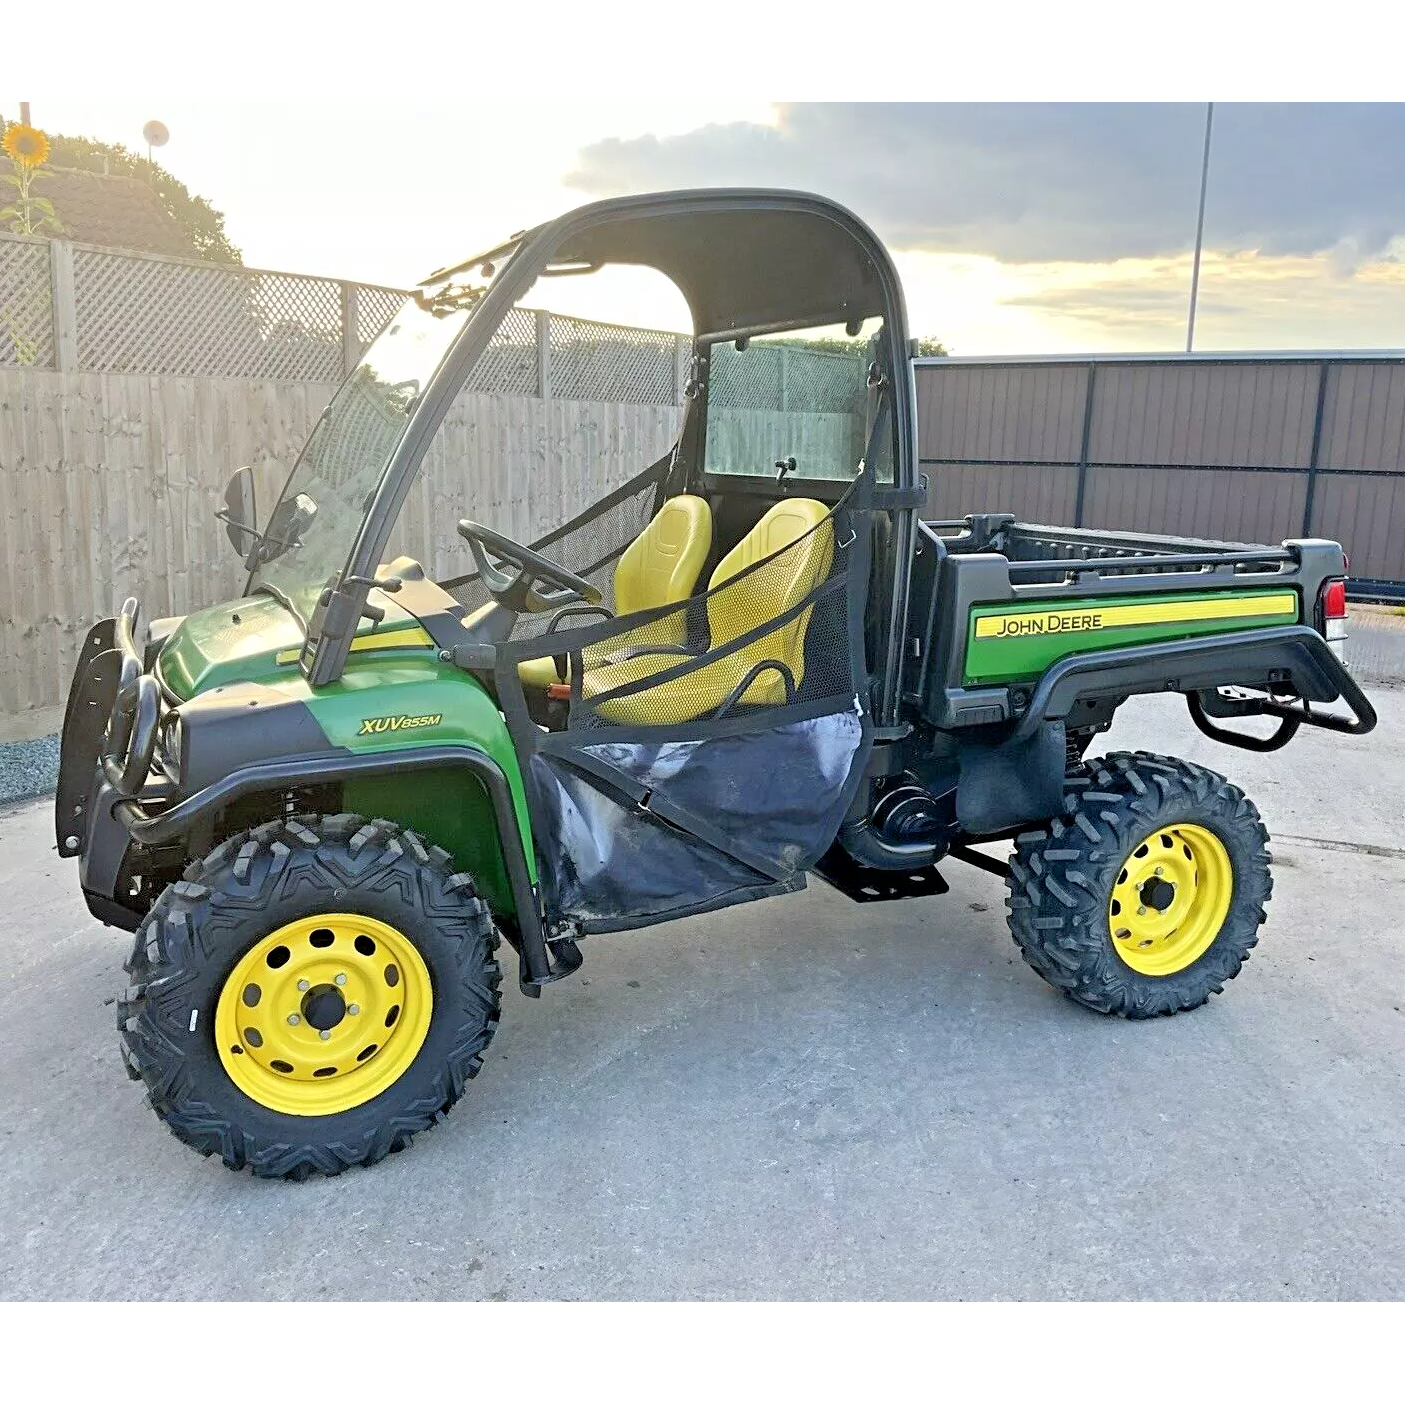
top-left (249, 294), bottom-right (477, 624)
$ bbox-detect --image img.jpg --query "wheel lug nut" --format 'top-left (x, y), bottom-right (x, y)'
top-left (297, 979), bottom-right (310, 992)
top-left (1137, 906), bottom-right (1147, 916)
top-left (348, 1003), bottom-right (360, 1016)
top-left (287, 1013), bottom-right (300, 1025)
top-left (1155, 866), bottom-right (1163, 876)
top-left (335, 973), bottom-right (347, 986)
top-left (319, 1029), bottom-right (331, 1041)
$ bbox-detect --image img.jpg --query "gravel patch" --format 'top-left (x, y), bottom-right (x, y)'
top-left (0, 734), bottom-right (60, 806)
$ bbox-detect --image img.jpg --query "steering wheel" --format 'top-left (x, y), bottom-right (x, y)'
top-left (456, 519), bottom-right (604, 615)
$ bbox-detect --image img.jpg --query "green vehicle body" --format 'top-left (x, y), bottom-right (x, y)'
top-left (155, 595), bottom-right (533, 913)
top-left (56, 186), bottom-right (1376, 989)
top-left (50, 186), bottom-right (1388, 1178)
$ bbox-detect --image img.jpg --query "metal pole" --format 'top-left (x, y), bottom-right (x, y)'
top-left (1186, 101), bottom-right (1214, 353)
top-left (19, 102), bottom-right (31, 125)
top-left (1073, 361), bottom-right (1097, 528)
top-left (1301, 360), bottom-right (1331, 537)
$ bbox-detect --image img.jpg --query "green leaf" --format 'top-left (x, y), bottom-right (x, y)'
top-left (30, 196), bottom-right (57, 215)
top-left (0, 205), bottom-right (21, 220)
top-left (0, 172), bottom-right (23, 188)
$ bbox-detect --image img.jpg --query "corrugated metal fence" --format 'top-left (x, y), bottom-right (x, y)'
top-left (916, 353), bottom-right (1405, 598)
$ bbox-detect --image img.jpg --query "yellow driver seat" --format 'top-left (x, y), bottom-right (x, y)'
top-left (580, 497), bottom-right (835, 725)
top-left (517, 494), bottom-right (712, 690)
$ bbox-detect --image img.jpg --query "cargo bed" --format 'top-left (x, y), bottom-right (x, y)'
top-left (907, 511), bottom-right (1353, 734)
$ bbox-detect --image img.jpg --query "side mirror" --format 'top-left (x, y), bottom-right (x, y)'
top-left (222, 466), bottom-right (258, 556)
top-left (260, 491), bottom-right (318, 564)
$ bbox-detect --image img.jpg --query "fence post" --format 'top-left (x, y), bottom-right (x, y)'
top-left (1301, 360), bottom-right (1331, 538)
top-left (674, 335), bottom-right (690, 404)
top-left (48, 239), bottom-right (78, 372)
top-left (340, 283), bottom-right (360, 375)
top-left (535, 309), bottom-right (552, 400)
top-left (1072, 361), bottom-right (1097, 527)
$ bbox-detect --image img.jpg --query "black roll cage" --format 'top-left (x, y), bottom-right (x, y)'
top-left (302, 188), bottom-right (920, 727)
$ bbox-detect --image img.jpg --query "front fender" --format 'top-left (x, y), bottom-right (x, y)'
top-left (298, 663), bottom-right (534, 886)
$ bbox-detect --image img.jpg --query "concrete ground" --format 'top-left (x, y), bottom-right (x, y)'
top-left (1, 693), bottom-right (1402, 1301)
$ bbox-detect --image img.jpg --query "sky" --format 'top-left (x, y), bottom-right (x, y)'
top-left (9, 100), bottom-right (1405, 355)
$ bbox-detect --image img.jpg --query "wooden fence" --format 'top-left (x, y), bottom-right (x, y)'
top-left (0, 366), bottom-right (680, 738)
top-left (0, 233), bottom-right (867, 742)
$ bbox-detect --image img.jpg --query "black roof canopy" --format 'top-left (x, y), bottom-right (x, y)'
top-left (432, 189), bottom-right (906, 340)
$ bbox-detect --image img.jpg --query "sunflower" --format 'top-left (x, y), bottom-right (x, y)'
top-left (2, 123), bottom-right (51, 169)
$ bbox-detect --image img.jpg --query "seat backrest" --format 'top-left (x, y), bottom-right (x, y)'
top-left (613, 494), bottom-right (713, 617)
top-left (706, 498), bottom-right (834, 689)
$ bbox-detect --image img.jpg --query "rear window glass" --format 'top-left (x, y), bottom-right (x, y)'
top-left (702, 321), bottom-right (890, 482)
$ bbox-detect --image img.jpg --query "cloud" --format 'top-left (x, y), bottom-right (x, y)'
top-left (994, 251), bottom-right (1405, 350)
top-left (568, 104), bottom-right (1405, 265)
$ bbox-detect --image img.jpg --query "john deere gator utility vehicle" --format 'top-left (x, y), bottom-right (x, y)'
top-left (58, 189), bottom-right (1377, 1177)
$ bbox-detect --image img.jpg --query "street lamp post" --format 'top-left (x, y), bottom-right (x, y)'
top-left (1186, 101), bottom-right (1215, 353)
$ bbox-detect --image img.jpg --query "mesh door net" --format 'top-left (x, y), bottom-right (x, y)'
top-left (495, 487), bottom-right (872, 933)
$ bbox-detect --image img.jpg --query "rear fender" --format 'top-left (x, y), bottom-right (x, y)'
top-left (1006, 624), bottom-right (1375, 744)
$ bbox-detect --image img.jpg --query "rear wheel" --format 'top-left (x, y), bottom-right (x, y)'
top-left (1005, 751), bottom-right (1271, 1018)
top-left (118, 813), bottom-right (501, 1178)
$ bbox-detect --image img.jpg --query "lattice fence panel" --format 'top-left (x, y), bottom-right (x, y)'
top-left (73, 250), bottom-right (345, 380)
top-left (0, 238), bottom-right (54, 367)
top-left (710, 341), bottom-right (780, 409)
top-left (356, 284), bottom-right (405, 346)
top-left (549, 314), bottom-right (679, 405)
top-left (783, 346), bottom-right (868, 412)
top-left (462, 305), bottom-right (540, 397)
top-left (710, 340), bottom-right (866, 412)
top-left (1, 233), bottom-right (699, 396)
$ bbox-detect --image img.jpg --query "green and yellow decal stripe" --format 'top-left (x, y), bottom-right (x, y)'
top-left (275, 625), bottom-right (434, 667)
top-left (965, 589), bottom-right (1298, 684)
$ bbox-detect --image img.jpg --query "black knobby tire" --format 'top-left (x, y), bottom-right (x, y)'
top-left (1006, 751), bottom-right (1272, 1018)
top-left (118, 813), bottom-right (501, 1178)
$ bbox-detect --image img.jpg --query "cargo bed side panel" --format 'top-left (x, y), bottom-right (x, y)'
top-left (964, 588), bottom-right (1301, 685)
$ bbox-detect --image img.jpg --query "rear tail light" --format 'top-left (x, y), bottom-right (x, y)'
top-left (1318, 577), bottom-right (1348, 659)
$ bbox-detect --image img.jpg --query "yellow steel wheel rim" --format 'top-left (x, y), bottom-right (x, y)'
top-left (1108, 824), bottom-right (1234, 977)
top-left (215, 914), bottom-right (433, 1117)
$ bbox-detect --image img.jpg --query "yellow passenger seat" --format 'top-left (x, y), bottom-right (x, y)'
top-left (580, 498), bottom-right (835, 725)
top-left (517, 494), bottom-right (712, 690)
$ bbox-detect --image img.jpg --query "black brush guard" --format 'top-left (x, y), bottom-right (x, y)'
top-left (55, 599), bottom-right (155, 856)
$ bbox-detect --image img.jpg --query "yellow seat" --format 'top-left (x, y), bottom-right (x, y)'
top-left (517, 494), bottom-right (712, 690)
top-left (581, 498), bottom-right (834, 725)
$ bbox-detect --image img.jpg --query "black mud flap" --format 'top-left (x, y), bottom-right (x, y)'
top-left (55, 617), bottom-right (119, 858)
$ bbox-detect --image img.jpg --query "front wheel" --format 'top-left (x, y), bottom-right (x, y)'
top-left (1006, 751), bottom-right (1272, 1018)
top-left (118, 813), bottom-right (501, 1178)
